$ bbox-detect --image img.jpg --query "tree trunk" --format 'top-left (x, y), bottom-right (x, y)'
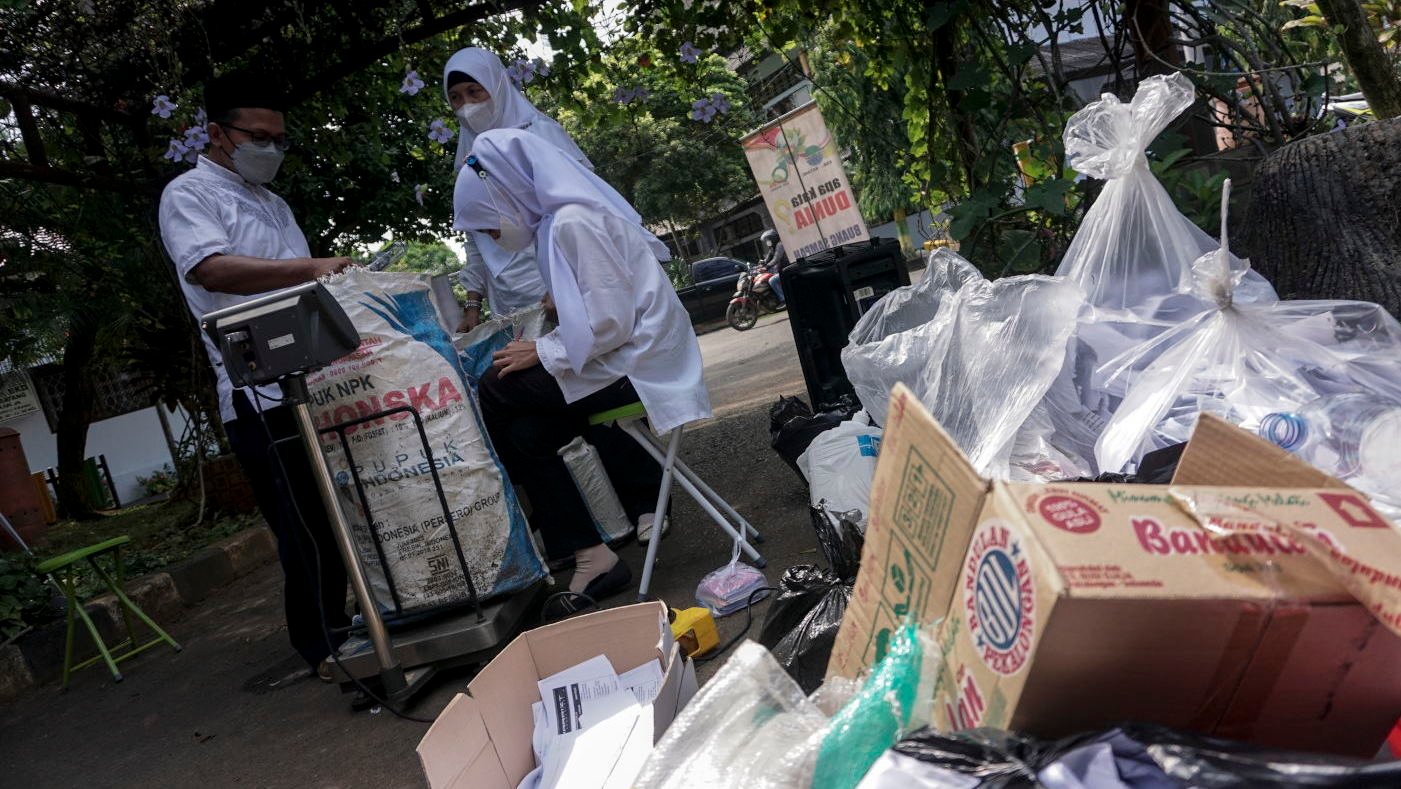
top-left (55, 319), bottom-right (100, 518)
top-left (1240, 117), bottom-right (1401, 315)
top-left (1125, 0), bottom-right (1181, 77)
top-left (1315, 0), bottom-right (1401, 120)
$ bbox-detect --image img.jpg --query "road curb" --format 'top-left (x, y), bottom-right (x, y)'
top-left (2, 525), bottom-right (277, 700)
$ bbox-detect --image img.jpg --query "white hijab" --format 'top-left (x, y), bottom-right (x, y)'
top-left (441, 48), bottom-right (590, 173)
top-left (452, 129), bottom-right (670, 375)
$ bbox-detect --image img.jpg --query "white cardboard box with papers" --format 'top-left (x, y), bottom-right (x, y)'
top-left (417, 602), bottom-right (699, 789)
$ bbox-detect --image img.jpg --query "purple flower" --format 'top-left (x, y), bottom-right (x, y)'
top-left (401, 70), bottom-right (425, 96)
top-left (613, 86), bottom-right (651, 105)
top-left (163, 138), bottom-right (189, 162)
top-left (690, 98), bottom-right (718, 123)
top-left (507, 58), bottom-right (539, 89)
top-left (679, 42), bottom-right (702, 64)
top-left (689, 94), bottom-right (731, 123)
top-left (183, 125), bottom-right (209, 150)
top-left (427, 119), bottom-right (455, 144)
top-left (151, 95), bottom-right (177, 119)
top-left (533, 58), bottom-right (551, 78)
top-left (414, 184), bottom-right (428, 206)
top-left (193, 107), bottom-right (207, 127)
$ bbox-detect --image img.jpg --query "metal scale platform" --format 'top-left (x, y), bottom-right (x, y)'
top-left (202, 282), bottom-right (543, 709)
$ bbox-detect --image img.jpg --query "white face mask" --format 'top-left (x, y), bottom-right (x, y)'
top-left (455, 100), bottom-right (496, 133)
top-left (230, 142), bottom-right (284, 185)
top-left (494, 217), bottom-right (534, 252)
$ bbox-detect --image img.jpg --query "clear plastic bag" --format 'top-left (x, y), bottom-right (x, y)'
top-left (696, 537), bottom-right (770, 617)
top-left (1094, 183), bottom-right (1401, 515)
top-left (633, 641), bottom-right (830, 789)
top-left (1056, 72), bottom-right (1274, 316)
top-left (841, 248), bottom-right (1085, 479)
top-left (842, 250), bottom-right (980, 427)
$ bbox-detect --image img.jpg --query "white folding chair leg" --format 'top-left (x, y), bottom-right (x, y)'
top-left (636, 428), bottom-right (679, 601)
top-left (636, 430), bottom-right (763, 543)
top-left (620, 423), bottom-right (766, 570)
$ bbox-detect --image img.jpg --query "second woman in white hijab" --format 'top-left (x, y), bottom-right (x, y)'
top-left (442, 47), bottom-right (590, 330)
top-left (453, 129), bottom-right (711, 602)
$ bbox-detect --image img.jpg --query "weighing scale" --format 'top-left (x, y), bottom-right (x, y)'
top-left (202, 282), bottom-right (545, 708)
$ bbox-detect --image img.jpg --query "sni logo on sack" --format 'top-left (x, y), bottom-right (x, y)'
top-left (963, 521), bottom-right (1035, 676)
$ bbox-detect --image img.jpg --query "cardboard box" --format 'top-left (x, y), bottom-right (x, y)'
top-left (417, 602), bottom-right (699, 788)
top-left (829, 384), bottom-right (1401, 756)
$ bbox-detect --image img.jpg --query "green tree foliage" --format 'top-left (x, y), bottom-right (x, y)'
top-left (621, 0), bottom-right (1093, 272)
top-left (385, 240), bottom-right (463, 276)
top-left (806, 27), bottom-right (918, 222)
top-left (539, 36), bottom-right (760, 260)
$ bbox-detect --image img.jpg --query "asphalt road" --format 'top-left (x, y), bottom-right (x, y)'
top-left (0, 316), bottom-right (816, 788)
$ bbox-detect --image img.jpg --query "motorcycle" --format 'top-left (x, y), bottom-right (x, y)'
top-left (726, 263), bottom-right (784, 331)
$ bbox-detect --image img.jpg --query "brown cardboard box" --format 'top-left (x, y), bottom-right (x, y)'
top-left (829, 384), bottom-right (1401, 756)
top-left (417, 602), bottom-right (699, 788)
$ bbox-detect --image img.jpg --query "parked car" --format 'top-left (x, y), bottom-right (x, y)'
top-left (676, 256), bottom-right (750, 324)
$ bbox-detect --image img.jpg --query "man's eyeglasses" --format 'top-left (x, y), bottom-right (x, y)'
top-left (218, 123), bottom-right (293, 152)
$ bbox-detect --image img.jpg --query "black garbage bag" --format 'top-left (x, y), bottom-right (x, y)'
top-left (810, 500), bottom-right (864, 579)
top-left (769, 395), bottom-right (858, 480)
top-left (888, 728), bottom-right (1042, 787)
top-left (756, 565), bottom-right (851, 694)
top-left (757, 503), bottom-right (864, 692)
top-left (880, 724), bottom-right (1401, 788)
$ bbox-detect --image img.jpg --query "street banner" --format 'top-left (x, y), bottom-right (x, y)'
top-left (0, 371), bottom-right (40, 423)
top-left (740, 101), bottom-right (869, 263)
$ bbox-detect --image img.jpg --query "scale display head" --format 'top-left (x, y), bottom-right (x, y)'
top-left (200, 282), bottom-right (359, 387)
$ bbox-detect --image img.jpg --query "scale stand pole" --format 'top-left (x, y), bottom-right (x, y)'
top-left (281, 375), bottom-right (406, 697)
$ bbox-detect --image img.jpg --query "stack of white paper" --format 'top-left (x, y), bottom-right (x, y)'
top-left (517, 655), bottom-right (666, 789)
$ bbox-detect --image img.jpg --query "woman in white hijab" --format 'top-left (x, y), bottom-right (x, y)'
top-left (454, 129), bottom-right (711, 601)
top-left (442, 47), bottom-right (590, 331)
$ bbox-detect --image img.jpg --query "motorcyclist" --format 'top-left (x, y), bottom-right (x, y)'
top-left (758, 229), bottom-right (786, 306)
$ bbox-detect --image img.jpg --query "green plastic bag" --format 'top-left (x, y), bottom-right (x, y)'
top-left (811, 622), bottom-right (937, 789)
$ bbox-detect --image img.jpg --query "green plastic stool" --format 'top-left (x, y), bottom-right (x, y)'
top-left (36, 536), bottom-right (183, 688)
top-left (588, 402), bottom-right (766, 600)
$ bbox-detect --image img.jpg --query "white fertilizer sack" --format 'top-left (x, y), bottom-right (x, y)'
top-left (307, 268), bottom-right (545, 614)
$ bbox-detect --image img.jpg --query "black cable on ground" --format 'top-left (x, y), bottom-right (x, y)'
top-left (694, 585), bottom-right (780, 663)
top-left (251, 389), bottom-right (435, 724)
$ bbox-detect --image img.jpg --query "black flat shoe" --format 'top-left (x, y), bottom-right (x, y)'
top-left (581, 559), bottom-right (632, 602)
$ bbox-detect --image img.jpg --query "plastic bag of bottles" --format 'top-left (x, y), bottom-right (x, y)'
top-left (1095, 183), bottom-right (1401, 516)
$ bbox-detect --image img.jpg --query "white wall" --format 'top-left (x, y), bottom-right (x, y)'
top-left (867, 208), bottom-right (945, 246)
top-left (1, 405), bottom-right (184, 506)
